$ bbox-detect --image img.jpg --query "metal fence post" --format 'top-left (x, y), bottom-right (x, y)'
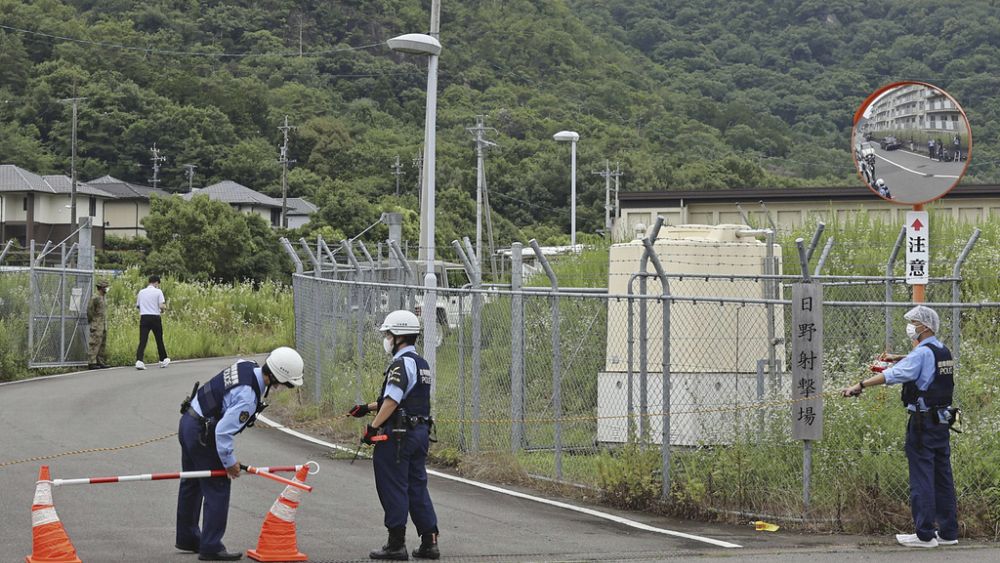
top-left (637, 217), bottom-right (665, 445)
top-left (764, 228), bottom-right (778, 394)
top-left (462, 237), bottom-right (485, 454)
top-left (626, 275), bottom-right (637, 442)
top-left (28, 240), bottom-right (35, 362)
top-left (805, 222), bottom-right (825, 264)
top-left (530, 240), bottom-right (561, 479)
top-left (299, 238), bottom-right (323, 404)
top-left (388, 240), bottom-right (413, 309)
top-left (510, 243), bottom-right (525, 452)
top-left (951, 229), bottom-right (980, 380)
top-left (641, 236), bottom-right (671, 500)
top-left (885, 226), bottom-right (906, 348)
top-left (59, 242), bottom-right (66, 364)
top-left (279, 238), bottom-right (304, 274)
top-left (342, 240), bottom-right (364, 404)
top-left (457, 289), bottom-right (467, 451)
top-left (814, 237), bottom-right (834, 277)
top-left (453, 240), bottom-right (482, 453)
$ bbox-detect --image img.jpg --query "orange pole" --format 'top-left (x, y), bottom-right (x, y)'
top-left (912, 204), bottom-right (925, 303)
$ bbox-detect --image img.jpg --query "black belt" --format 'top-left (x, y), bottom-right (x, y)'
top-left (185, 407), bottom-right (207, 421)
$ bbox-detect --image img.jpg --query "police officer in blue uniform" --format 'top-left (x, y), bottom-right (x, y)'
top-left (842, 306), bottom-right (959, 548)
top-left (349, 310), bottom-right (439, 560)
top-left (175, 347), bottom-right (304, 561)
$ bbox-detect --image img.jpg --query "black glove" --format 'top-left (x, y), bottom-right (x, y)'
top-left (348, 403), bottom-right (371, 418)
top-left (361, 424), bottom-right (383, 445)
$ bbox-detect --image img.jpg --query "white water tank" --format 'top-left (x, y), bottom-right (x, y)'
top-left (598, 224), bottom-right (785, 445)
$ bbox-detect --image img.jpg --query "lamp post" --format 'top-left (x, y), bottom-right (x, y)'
top-left (553, 130), bottom-right (579, 249)
top-left (388, 32), bottom-right (442, 396)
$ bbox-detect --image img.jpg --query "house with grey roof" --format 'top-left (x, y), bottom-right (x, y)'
top-left (182, 180), bottom-right (283, 227)
top-left (285, 197), bottom-right (317, 229)
top-left (88, 175), bottom-right (170, 238)
top-left (0, 165), bottom-right (115, 247)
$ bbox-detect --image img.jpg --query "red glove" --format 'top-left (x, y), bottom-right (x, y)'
top-left (870, 361), bottom-right (890, 373)
top-left (348, 404), bottom-right (371, 418)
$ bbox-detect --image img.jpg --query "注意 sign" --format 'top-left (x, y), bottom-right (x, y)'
top-left (906, 211), bottom-right (929, 285)
top-left (791, 283), bottom-right (823, 441)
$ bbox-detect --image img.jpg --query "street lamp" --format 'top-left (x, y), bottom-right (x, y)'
top-left (553, 130), bottom-right (579, 248)
top-left (388, 32), bottom-right (441, 395)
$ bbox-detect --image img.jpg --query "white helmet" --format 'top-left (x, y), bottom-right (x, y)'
top-left (265, 346), bottom-right (304, 387)
top-left (876, 178), bottom-right (886, 187)
top-left (379, 310), bottom-right (421, 335)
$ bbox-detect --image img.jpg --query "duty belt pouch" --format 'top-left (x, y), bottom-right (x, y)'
top-left (179, 381), bottom-right (200, 415)
top-left (944, 407), bottom-right (963, 433)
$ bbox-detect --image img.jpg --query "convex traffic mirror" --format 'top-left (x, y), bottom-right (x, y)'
top-left (852, 82), bottom-right (972, 205)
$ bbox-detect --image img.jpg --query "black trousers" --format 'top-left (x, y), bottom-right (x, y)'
top-left (136, 314), bottom-right (168, 362)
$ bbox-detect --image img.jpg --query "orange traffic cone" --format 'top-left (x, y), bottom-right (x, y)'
top-left (26, 466), bottom-right (81, 563)
top-left (246, 465), bottom-right (309, 562)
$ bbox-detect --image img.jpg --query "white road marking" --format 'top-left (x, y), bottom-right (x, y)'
top-left (258, 415), bottom-right (743, 549)
top-left (876, 153), bottom-right (960, 179)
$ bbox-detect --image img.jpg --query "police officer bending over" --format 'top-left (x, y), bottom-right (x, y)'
top-left (841, 306), bottom-right (959, 548)
top-left (349, 310), bottom-right (440, 560)
top-left (176, 347), bottom-right (304, 560)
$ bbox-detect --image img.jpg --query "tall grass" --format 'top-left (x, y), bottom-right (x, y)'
top-left (106, 268), bottom-right (295, 366)
top-left (0, 267), bottom-right (294, 380)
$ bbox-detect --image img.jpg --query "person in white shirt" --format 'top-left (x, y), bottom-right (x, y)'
top-left (136, 274), bottom-right (170, 369)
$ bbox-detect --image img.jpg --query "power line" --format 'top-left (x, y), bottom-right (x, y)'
top-left (0, 23), bottom-right (383, 58)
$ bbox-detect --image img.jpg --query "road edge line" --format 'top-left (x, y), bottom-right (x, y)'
top-left (257, 415), bottom-right (742, 549)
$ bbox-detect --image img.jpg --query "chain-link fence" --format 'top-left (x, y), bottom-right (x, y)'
top-left (0, 238), bottom-right (95, 377)
top-left (287, 232), bottom-right (1000, 535)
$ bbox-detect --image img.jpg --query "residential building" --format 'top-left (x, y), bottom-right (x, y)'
top-left (88, 175), bottom-right (170, 239)
top-left (285, 197), bottom-right (317, 229)
top-left (0, 165), bottom-right (114, 247)
top-left (182, 180), bottom-right (282, 226)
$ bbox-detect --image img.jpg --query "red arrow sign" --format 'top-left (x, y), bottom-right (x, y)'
top-left (911, 218), bottom-right (924, 231)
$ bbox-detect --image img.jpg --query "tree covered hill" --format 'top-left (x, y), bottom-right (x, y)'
top-left (1, 0), bottom-right (998, 247)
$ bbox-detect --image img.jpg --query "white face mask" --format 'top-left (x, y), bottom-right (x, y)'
top-left (383, 336), bottom-right (395, 355)
top-left (906, 323), bottom-right (919, 340)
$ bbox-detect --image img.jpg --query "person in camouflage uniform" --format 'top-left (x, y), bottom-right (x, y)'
top-left (88, 279), bottom-right (110, 369)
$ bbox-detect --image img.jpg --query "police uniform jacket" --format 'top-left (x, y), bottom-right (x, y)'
top-left (188, 360), bottom-right (266, 467)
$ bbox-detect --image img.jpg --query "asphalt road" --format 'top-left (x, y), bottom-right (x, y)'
top-left (2, 357), bottom-right (996, 562)
top-left (868, 146), bottom-right (966, 204)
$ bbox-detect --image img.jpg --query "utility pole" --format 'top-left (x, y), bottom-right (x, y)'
top-left (613, 161), bottom-right (624, 239)
top-left (466, 115), bottom-right (497, 266)
top-left (593, 159), bottom-right (612, 239)
top-left (391, 155), bottom-right (404, 196)
top-left (149, 144), bottom-right (166, 190)
top-left (182, 164), bottom-right (197, 192)
top-left (59, 96), bottom-right (87, 227)
top-left (412, 149), bottom-right (424, 200)
top-left (278, 115), bottom-right (296, 228)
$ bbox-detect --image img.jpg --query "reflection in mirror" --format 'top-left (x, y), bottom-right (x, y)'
top-left (852, 82), bottom-right (972, 205)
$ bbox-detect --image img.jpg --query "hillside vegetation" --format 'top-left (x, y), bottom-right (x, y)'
top-left (1, 0), bottom-right (999, 249)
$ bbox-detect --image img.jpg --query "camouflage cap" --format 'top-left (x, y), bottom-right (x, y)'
top-left (95, 279), bottom-right (110, 289)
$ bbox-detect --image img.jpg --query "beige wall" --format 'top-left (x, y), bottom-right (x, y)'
top-left (103, 200), bottom-right (150, 238)
top-left (32, 194), bottom-right (105, 224)
top-left (234, 204), bottom-right (275, 224)
top-left (605, 225), bottom-right (783, 374)
top-left (617, 196), bottom-right (1000, 240)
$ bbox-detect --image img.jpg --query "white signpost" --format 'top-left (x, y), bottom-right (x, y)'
top-left (905, 211), bottom-right (929, 285)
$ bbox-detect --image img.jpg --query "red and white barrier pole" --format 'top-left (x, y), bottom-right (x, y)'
top-left (49, 461), bottom-right (319, 491)
top-left (240, 464), bottom-right (313, 492)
